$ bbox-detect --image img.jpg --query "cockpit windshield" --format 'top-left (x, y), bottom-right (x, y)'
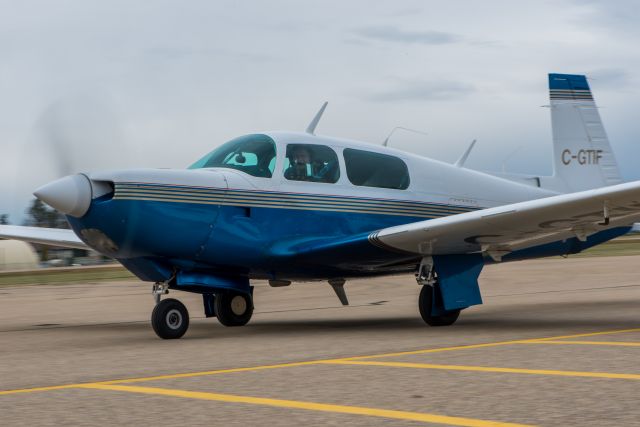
top-left (188, 134), bottom-right (277, 178)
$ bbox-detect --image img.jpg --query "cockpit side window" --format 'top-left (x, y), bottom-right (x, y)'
top-left (283, 144), bottom-right (340, 183)
top-left (343, 148), bottom-right (410, 190)
top-left (188, 134), bottom-right (276, 178)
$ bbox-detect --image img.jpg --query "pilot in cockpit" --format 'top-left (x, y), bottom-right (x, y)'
top-left (284, 145), bottom-right (313, 181)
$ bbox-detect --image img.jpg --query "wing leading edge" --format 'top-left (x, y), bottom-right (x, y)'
top-left (0, 225), bottom-right (88, 250)
top-left (372, 180), bottom-right (640, 259)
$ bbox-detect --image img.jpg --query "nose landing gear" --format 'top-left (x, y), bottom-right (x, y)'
top-left (151, 281), bottom-right (190, 339)
top-left (151, 298), bottom-right (190, 339)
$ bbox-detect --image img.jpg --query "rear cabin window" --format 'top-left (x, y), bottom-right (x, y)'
top-left (188, 134), bottom-right (276, 178)
top-left (283, 144), bottom-right (340, 183)
top-left (343, 148), bottom-right (410, 190)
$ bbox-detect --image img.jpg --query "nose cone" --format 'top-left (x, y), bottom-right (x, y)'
top-left (34, 174), bottom-right (92, 218)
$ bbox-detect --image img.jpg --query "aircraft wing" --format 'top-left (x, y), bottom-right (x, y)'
top-left (0, 225), bottom-right (88, 250)
top-left (372, 181), bottom-right (640, 259)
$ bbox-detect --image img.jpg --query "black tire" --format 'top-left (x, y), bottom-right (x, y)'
top-left (151, 298), bottom-right (189, 339)
top-left (215, 291), bottom-right (253, 327)
top-left (418, 285), bottom-right (460, 326)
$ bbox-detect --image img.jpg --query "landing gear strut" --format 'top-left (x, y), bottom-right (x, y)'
top-left (416, 258), bottom-right (460, 327)
top-left (215, 290), bottom-right (253, 326)
top-left (152, 281), bottom-right (169, 304)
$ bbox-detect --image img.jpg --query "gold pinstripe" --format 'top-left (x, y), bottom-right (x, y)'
top-left (115, 196), bottom-right (444, 218)
top-left (116, 189), bottom-right (469, 213)
top-left (115, 185), bottom-right (471, 212)
top-left (115, 193), bottom-right (465, 217)
top-left (113, 183), bottom-right (475, 218)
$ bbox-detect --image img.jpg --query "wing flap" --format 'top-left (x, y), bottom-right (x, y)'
top-left (0, 225), bottom-right (88, 250)
top-left (375, 181), bottom-right (640, 255)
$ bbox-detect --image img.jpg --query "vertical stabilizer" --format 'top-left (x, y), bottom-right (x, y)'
top-left (548, 73), bottom-right (622, 191)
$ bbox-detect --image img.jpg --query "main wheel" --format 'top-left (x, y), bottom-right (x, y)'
top-left (418, 285), bottom-right (460, 326)
top-left (152, 298), bottom-right (190, 339)
top-left (215, 291), bottom-right (253, 326)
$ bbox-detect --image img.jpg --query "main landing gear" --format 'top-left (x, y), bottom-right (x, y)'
top-left (415, 259), bottom-right (460, 327)
top-left (150, 283), bottom-right (254, 339)
top-left (418, 285), bottom-right (460, 326)
top-left (214, 290), bottom-right (253, 326)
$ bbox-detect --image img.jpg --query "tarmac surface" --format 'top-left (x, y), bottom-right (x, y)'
top-left (0, 255), bottom-right (639, 426)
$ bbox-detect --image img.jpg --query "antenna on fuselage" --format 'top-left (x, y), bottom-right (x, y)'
top-left (454, 139), bottom-right (477, 168)
top-left (382, 127), bottom-right (429, 147)
top-left (305, 101), bottom-right (328, 135)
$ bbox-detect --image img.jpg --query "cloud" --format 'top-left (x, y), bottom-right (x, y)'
top-left (141, 46), bottom-right (277, 63)
top-left (571, 0), bottom-right (640, 34)
top-left (363, 80), bottom-right (475, 102)
top-left (3, 0), bottom-right (640, 224)
top-left (352, 26), bottom-right (460, 45)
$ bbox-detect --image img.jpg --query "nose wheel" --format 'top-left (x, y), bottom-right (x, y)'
top-left (151, 298), bottom-right (190, 339)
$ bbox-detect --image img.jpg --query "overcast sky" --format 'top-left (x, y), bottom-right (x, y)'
top-left (2, 0), bottom-right (640, 223)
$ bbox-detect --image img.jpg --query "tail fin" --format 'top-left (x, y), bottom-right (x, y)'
top-left (548, 73), bottom-right (622, 191)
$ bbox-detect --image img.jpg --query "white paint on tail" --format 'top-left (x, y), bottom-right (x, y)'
top-left (541, 73), bottom-right (622, 192)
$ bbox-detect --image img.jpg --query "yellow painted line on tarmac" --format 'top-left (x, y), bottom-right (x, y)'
top-left (339, 339), bottom-right (529, 361)
top-left (527, 328), bottom-right (640, 342)
top-left (0, 362), bottom-right (322, 396)
top-left (2, 327), bottom-right (638, 396)
top-left (78, 383), bottom-right (534, 427)
top-left (340, 328), bottom-right (640, 361)
top-left (518, 340), bottom-right (640, 347)
top-left (99, 337), bottom-right (559, 384)
top-left (321, 360), bottom-right (640, 381)
top-left (0, 384), bottom-right (79, 396)
top-left (43, 337), bottom-right (572, 387)
top-left (100, 360), bottom-right (323, 385)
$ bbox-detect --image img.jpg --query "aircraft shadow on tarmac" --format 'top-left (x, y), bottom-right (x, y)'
top-left (7, 298), bottom-right (636, 341)
top-left (224, 297), bottom-right (638, 335)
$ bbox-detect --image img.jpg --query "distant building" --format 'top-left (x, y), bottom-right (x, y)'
top-left (0, 240), bottom-right (39, 271)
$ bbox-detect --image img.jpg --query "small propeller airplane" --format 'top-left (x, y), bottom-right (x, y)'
top-left (2, 73), bottom-right (639, 339)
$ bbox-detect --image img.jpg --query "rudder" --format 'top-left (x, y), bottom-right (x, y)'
top-left (547, 73), bottom-right (622, 192)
